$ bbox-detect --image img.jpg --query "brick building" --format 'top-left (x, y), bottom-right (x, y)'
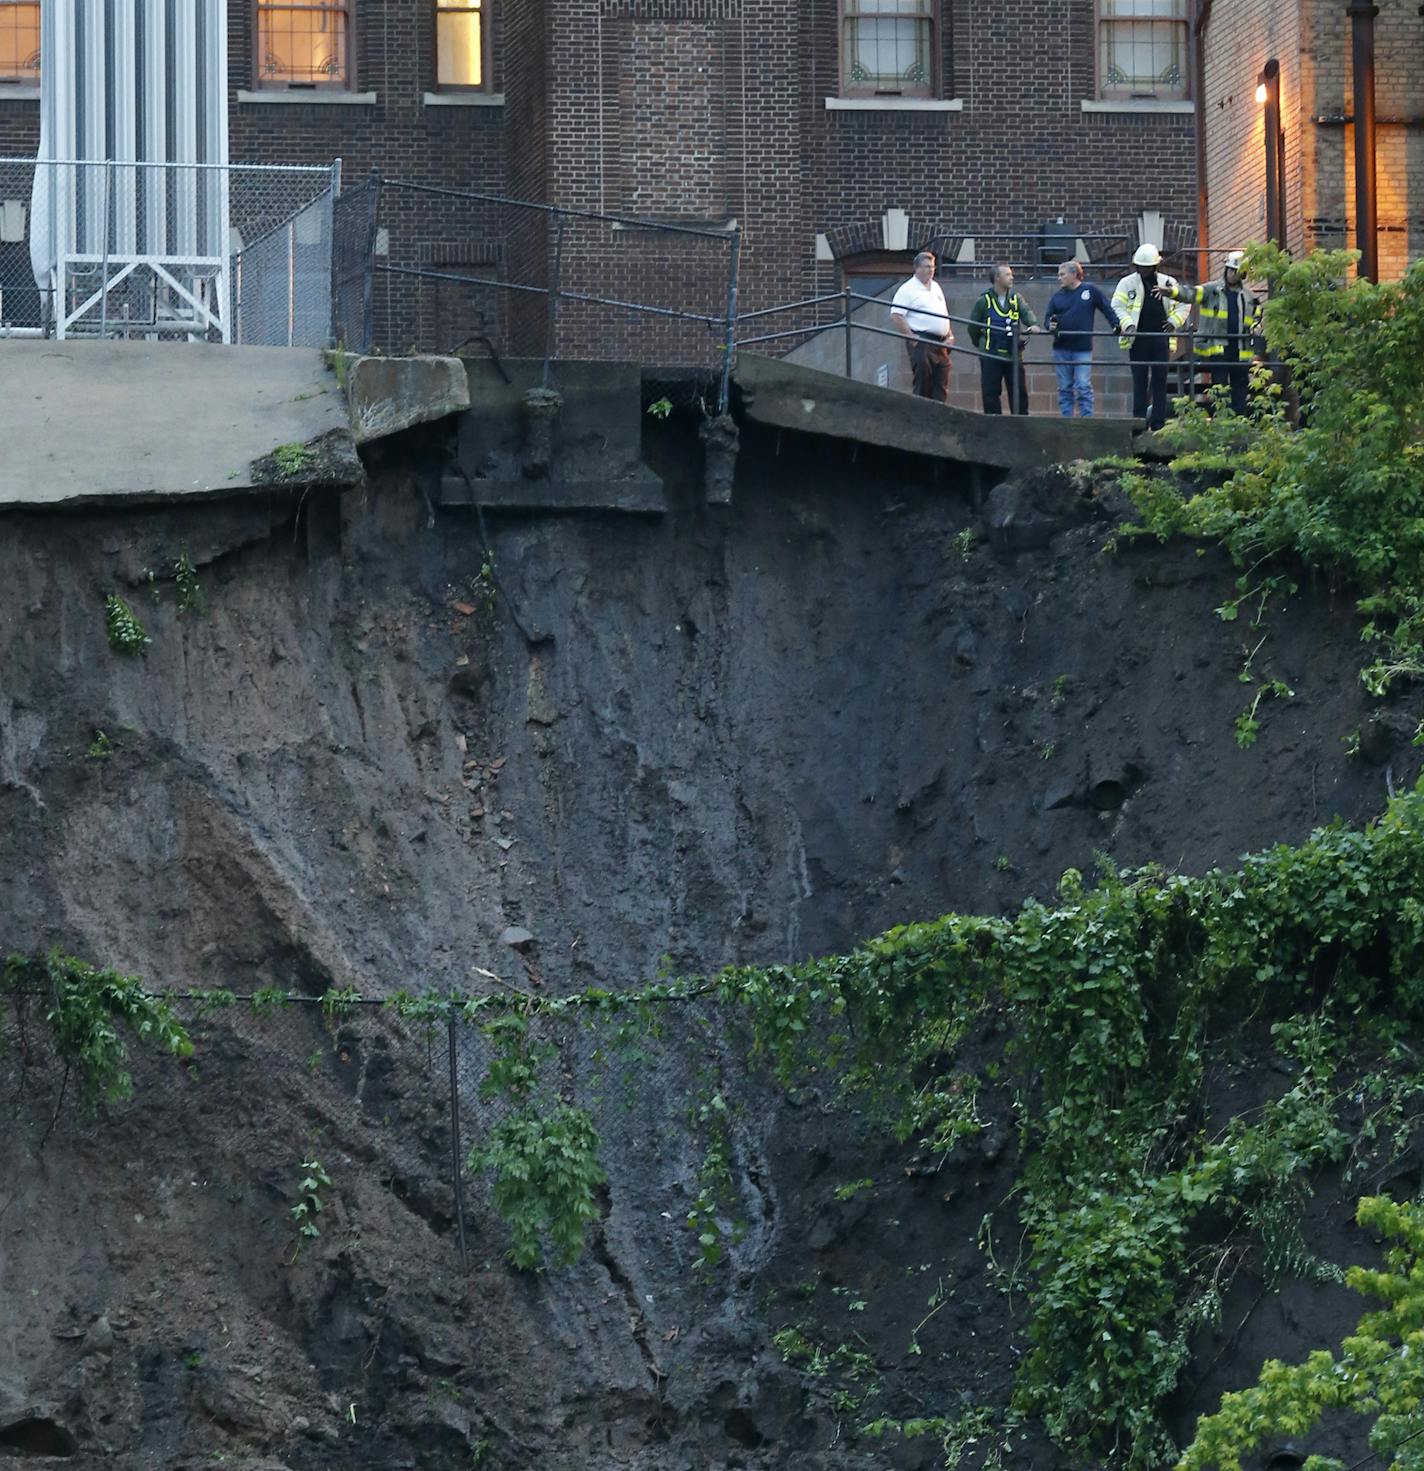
top-left (1200, 0), bottom-right (1424, 280)
top-left (0, 0), bottom-right (1200, 361)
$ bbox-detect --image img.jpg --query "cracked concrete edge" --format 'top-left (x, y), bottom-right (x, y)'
top-left (332, 351), bottom-right (473, 445)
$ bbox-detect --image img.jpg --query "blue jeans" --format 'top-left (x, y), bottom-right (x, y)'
top-left (1053, 349), bottom-right (1094, 417)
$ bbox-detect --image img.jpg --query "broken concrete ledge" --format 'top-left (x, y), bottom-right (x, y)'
top-left (0, 340), bottom-right (358, 508)
top-left (336, 351), bottom-right (471, 445)
top-left (732, 353), bottom-right (1135, 471)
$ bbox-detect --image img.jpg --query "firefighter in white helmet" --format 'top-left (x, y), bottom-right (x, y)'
top-left (1159, 249), bottom-right (1261, 415)
top-left (1112, 244), bottom-right (1190, 430)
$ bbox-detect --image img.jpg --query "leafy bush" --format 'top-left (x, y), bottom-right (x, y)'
top-left (1179, 1195), bottom-right (1424, 1471)
top-left (104, 594), bottom-right (150, 657)
top-left (1118, 245), bottom-right (1424, 696)
top-left (465, 1010), bottom-right (606, 1269)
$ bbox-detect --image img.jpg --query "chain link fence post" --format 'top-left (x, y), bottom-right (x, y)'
top-left (447, 999), bottom-right (469, 1273)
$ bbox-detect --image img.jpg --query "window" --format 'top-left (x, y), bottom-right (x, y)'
top-left (1097, 0), bottom-right (1188, 100)
top-left (841, 0), bottom-right (933, 98)
top-left (436, 0), bottom-right (485, 89)
top-left (0, 1), bottom-right (39, 85)
top-left (257, 1), bottom-right (350, 88)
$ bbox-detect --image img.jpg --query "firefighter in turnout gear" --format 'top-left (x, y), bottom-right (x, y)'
top-left (969, 263), bottom-right (1040, 414)
top-left (1112, 244), bottom-right (1190, 431)
top-left (1160, 249), bottom-right (1260, 415)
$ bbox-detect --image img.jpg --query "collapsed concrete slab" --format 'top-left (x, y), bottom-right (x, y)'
top-left (0, 340), bottom-right (355, 508)
top-left (733, 353), bottom-right (1135, 470)
top-left (341, 352), bottom-right (471, 444)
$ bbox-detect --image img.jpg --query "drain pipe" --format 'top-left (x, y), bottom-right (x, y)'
top-left (1193, 0), bottom-right (1212, 281)
top-left (1260, 60), bottom-right (1284, 247)
top-left (1347, 0), bottom-right (1380, 280)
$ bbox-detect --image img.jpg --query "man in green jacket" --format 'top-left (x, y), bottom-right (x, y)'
top-left (1160, 250), bottom-right (1260, 414)
top-left (969, 264), bottom-right (1040, 414)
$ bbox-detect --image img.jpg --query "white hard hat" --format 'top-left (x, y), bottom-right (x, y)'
top-left (1223, 250), bottom-right (1246, 271)
top-left (1133, 243), bottom-right (1163, 268)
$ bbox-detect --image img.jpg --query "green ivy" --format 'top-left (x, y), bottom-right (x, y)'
top-left (467, 1104), bottom-right (605, 1271)
top-left (465, 1010), bottom-right (606, 1270)
top-left (1, 949), bottom-right (192, 1110)
top-left (703, 783), bottom-right (1424, 1467)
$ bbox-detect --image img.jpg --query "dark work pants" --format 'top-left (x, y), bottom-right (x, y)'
top-left (980, 354), bottom-right (1028, 414)
top-left (1209, 357), bottom-right (1250, 416)
top-left (907, 335), bottom-right (951, 402)
top-left (1130, 334), bottom-right (1171, 429)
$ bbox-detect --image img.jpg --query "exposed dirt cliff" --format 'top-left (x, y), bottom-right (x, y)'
top-left (1, 417), bottom-right (1417, 1470)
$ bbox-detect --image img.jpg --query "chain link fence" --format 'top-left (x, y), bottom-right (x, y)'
top-left (0, 990), bottom-right (754, 1271)
top-left (0, 158), bottom-right (338, 345)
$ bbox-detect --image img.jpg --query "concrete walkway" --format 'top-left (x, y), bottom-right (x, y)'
top-left (0, 340), bottom-right (351, 507)
top-left (734, 353), bottom-right (1136, 470)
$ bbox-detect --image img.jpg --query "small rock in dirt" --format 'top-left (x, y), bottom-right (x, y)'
top-left (500, 926), bottom-right (535, 951)
top-left (82, 1316), bottom-right (114, 1355)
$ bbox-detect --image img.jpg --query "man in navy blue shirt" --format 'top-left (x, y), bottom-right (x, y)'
top-left (1043, 260), bottom-right (1121, 417)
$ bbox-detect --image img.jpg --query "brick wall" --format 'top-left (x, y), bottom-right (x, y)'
top-left (1304, 0), bottom-right (1424, 278)
top-left (537, 0), bottom-right (1197, 365)
top-left (1203, 0), bottom-right (1424, 280)
top-left (1201, 0), bottom-right (1306, 262)
top-left (3, 0), bottom-right (1202, 372)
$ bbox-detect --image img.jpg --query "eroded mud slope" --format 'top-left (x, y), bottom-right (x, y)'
top-left (0, 422), bottom-right (1415, 1470)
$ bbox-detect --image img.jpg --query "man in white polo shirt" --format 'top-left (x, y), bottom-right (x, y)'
top-left (890, 250), bottom-right (954, 402)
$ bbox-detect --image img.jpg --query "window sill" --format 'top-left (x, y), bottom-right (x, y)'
top-left (0, 86), bottom-right (40, 101)
top-left (423, 91), bottom-right (505, 107)
top-left (236, 90), bottom-right (378, 105)
top-left (825, 96), bottom-right (964, 111)
top-left (1080, 98), bottom-right (1194, 114)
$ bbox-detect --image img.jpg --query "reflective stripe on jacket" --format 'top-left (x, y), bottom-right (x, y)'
top-left (1178, 281), bottom-right (1260, 358)
top-left (1111, 271), bottom-right (1189, 349)
top-left (970, 291), bottom-right (1035, 355)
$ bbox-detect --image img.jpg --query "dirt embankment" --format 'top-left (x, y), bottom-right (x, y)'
top-left (1, 420), bottom-right (1416, 1470)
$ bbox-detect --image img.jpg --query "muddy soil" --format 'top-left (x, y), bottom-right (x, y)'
top-left (0, 418), bottom-right (1417, 1469)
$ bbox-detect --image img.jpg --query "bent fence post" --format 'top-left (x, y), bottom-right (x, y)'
top-left (543, 212), bottom-right (566, 390)
top-left (718, 224), bottom-right (742, 416)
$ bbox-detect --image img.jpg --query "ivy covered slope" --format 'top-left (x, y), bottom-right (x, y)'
top-left (6, 798), bottom-right (1424, 1471)
top-left (705, 784), bottom-right (1424, 1471)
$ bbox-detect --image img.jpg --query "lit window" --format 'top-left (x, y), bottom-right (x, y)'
top-left (257, 0), bottom-right (350, 88)
top-left (1098, 0), bottom-right (1188, 100)
top-left (0, 1), bottom-right (39, 85)
top-left (437, 0), bottom-right (484, 89)
top-left (842, 0), bottom-right (933, 98)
